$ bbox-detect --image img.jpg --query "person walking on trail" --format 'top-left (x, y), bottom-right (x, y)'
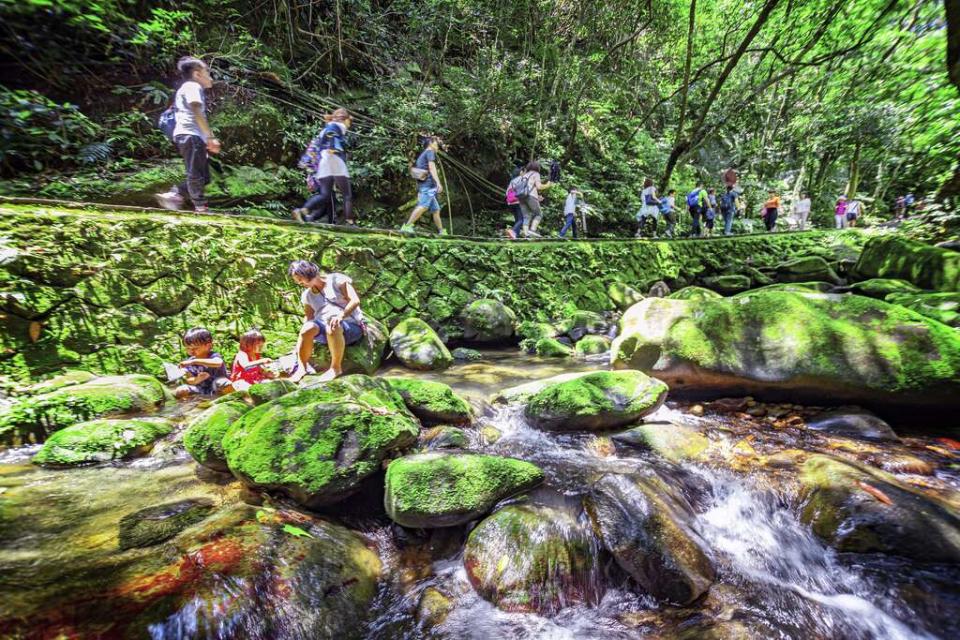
top-left (845, 197), bottom-right (862, 227)
top-left (686, 185), bottom-right (707, 237)
top-left (834, 195), bottom-right (848, 229)
top-left (292, 108), bottom-right (355, 225)
top-left (660, 189), bottom-right (678, 238)
top-left (719, 185), bottom-right (738, 236)
top-left (559, 187), bottom-right (583, 238)
top-left (400, 136), bottom-right (446, 235)
top-left (762, 190), bottom-right (781, 232)
top-left (512, 161), bottom-right (551, 238)
top-left (636, 178), bottom-right (661, 238)
top-left (793, 192), bottom-right (811, 230)
top-left (156, 57), bottom-right (220, 213)
top-left (704, 188), bottom-right (718, 237)
top-left (505, 181), bottom-right (524, 239)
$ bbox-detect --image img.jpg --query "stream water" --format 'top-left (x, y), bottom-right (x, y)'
top-left (1, 351), bottom-right (958, 639)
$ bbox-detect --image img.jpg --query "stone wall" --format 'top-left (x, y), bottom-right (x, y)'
top-left (0, 203), bottom-right (866, 385)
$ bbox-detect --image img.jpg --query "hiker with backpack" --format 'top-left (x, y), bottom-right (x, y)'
top-left (686, 185), bottom-right (708, 237)
top-left (704, 188), bottom-right (718, 237)
top-left (636, 178), bottom-right (661, 238)
top-left (719, 186), bottom-right (739, 235)
top-left (400, 136), bottom-right (446, 235)
top-left (505, 180), bottom-right (524, 239)
top-left (511, 161), bottom-right (551, 238)
top-left (660, 189), bottom-right (678, 238)
top-left (845, 197), bottom-right (862, 227)
top-left (156, 57), bottom-right (220, 213)
top-left (292, 108), bottom-right (355, 225)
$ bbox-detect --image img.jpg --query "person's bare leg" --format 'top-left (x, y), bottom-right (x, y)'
top-left (290, 321), bottom-right (320, 383)
top-left (406, 205), bottom-right (428, 226)
top-left (432, 210), bottom-right (444, 232)
top-left (318, 325), bottom-right (346, 381)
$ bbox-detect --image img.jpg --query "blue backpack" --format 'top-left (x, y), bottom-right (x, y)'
top-left (157, 106), bottom-right (176, 142)
top-left (686, 189), bottom-right (701, 207)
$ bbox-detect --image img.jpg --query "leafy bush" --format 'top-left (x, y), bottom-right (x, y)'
top-left (0, 89), bottom-right (101, 173)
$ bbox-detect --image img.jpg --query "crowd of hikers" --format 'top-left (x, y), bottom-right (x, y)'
top-left (156, 57), bottom-right (918, 239)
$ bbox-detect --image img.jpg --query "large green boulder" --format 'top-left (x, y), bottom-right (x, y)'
top-left (384, 377), bottom-right (472, 425)
top-left (490, 372), bottom-right (593, 405)
top-left (701, 274), bottom-right (751, 295)
top-left (463, 504), bottom-right (602, 613)
top-left (460, 299), bottom-right (517, 342)
top-left (775, 256), bottom-right (842, 285)
top-left (846, 278), bottom-right (922, 299)
top-left (574, 334), bottom-right (612, 357)
top-left (0, 374), bottom-right (168, 445)
top-left (524, 370), bottom-right (668, 432)
top-left (853, 234), bottom-right (960, 291)
top-left (669, 286), bottom-right (723, 302)
top-left (608, 281), bottom-right (644, 310)
top-left (885, 291), bottom-right (960, 328)
top-left (799, 455), bottom-right (960, 563)
top-left (118, 499), bottom-right (215, 550)
top-left (389, 317), bottom-right (453, 370)
top-left (32, 417), bottom-right (173, 466)
top-left (20, 370), bottom-right (96, 395)
top-left (586, 473), bottom-right (715, 605)
top-left (223, 375), bottom-right (420, 508)
top-left (384, 452), bottom-right (544, 527)
top-left (517, 320), bottom-right (559, 341)
top-left (183, 401), bottom-right (252, 471)
top-left (312, 317), bottom-right (388, 375)
top-left (610, 291), bottom-right (960, 411)
top-left (535, 337), bottom-right (573, 357)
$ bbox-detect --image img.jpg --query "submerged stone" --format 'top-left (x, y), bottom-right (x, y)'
top-left (461, 298), bottom-right (517, 342)
top-left (612, 422), bottom-right (710, 462)
top-left (389, 317), bottom-right (453, 370)
top-left (118, 499), bottom-right (215, 550)
top-left (805, 411), bottom-right (899, 442)
top-left (385, 377), bottom-right (472, 425)
top-left (183, 400), bottom-right (252, 472)
top-left (451, 347), bottom-right (483, 361)
top-left (32, 417), bottom-right (173, 466)
top-left (384, 452), bottom-right (544, 528)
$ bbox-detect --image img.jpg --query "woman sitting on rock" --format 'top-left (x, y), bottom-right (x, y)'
top-left (288, 260), bottom-right (366, 383)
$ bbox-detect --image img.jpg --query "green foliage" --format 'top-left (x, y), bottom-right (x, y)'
top-left (0, 89), bottom-right (101, 172)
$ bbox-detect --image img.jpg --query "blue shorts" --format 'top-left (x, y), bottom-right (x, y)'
top-left (417, 187), bottom-right (441, 212)
top-left (312, 318), bottom-right (364, 345)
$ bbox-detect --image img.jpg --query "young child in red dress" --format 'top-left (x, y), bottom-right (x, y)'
top-left (230, 329), bottom-right (275, 391)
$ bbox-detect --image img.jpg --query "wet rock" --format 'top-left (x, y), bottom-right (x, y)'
top-left (575, 334), bottom-right (612, 357)
top-left (118, 498), bottom-right (215, 550)
top-left (463, 504), bottom-right (602, 613)
top-left (490, 371), bottom-right (593, 404)
top-left (885, 292), bottom-right (960, 328)
top-left (525, 370), bottom-right (668, 432)
top-left (608, 281), bottom-right (644, 310)
top-left (612, 422), bottom-right (709, 462)
top-left (517, 320), bottom-right (559, 341)
top-left (648, 281), bottom-right (671, 298)
top-left (416, 587), bottom-right (454, 628)
top-left (870, 453), bottom-right (935, 476)
top-left (775, 256), bottom-right (842, 285)
top-left (461, 298), bottom-right (517, 342)
top-left (451, 347), bottom-right (482, 362)
top-left (853, 234), bottom-right (960, 291)
top-left (32, 417), bottom-right (173, 466)
top-left (806, 411), bottom-right (899, 442)
top-left (689, 404), bottom-right (705, 417)
top-left (535, 337), bottom-right (574, 357)
top-left (586, 473), bottom-right (715, 604)
top-left (420, 426), bottom-right (469, 450)
top-left (709, 397), bottom-right (749, 413)
top-left (480, 425), bottom-right (502, 444)
top-left (844, 278), bottom-right (923, 299)
top-left (702, 274), bottom-right (751, 295)
top-left (223, 375), bottom-right (419, 508)
top-left (669, 286), bottom-right (723, 302)
top-left (799, 455), bottom-right (960, 562)
top-left (555, 310), bottom-right (610, 337)
top-left (385, 378), bottom-right (472, 425)
top-left (389, 317), bottom-right (453, 370)
top-left (311, 315), bottom-right (388, 375)
top-left (384, 452), bottom-right (544, 528)
top-left (0, 374), bottom-right (168, 445)
top-left (183, 401), bottom-right (251, 472)
top-left (742, 281), bottom-right (836, 294)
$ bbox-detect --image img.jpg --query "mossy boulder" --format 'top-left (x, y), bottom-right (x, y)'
top-left (846, 278), bottom-right (922, 299)
top-left (245, 379), bottom-right (298, 405)
top-left (389, 317), bottom-right (453, 371)
top-left (885, 292), bottom-right (960, 328)
top-left (0, 374), bottom-right (168, 445)
top-left (669, 286), bottom-right (723, 302)
top-left (419, 425), bottom-right (469, 450)
top-left (586, 473), bottom-right (715, 604)
top-left (610, 291), bottom-right (960, 412)
top-left (491, 372), bottom-right (593, 405)
top-left (384, 377), bottom-right (472, 425)
top-left (451, 347), bottom-right (482, 361)
top-left (416, 587), bottom-right (455, 628)
top-left (701, 274), bottom-right (751, 295)
top-left (222, 375), bottom-right (420, 508)
top-left (118, 499), bottom-right (215, 550)
top-left (775, 256), bottom-right (842, 285)
top-left (741, 282), bottom-right (835, 294)
top-left (524, 370), bottom-right (668, 432)
top-left (799, 455), bottom-right (960, 562)
top-left (312, 316), bottom-right (388, 375)
top-left (555, 310), bottom-right (609, 338)
top-left (535, 337), bottom-right (573, 357)
top-left (460, 299), bottom-right (517, 342)
top-left (21, 370), bottom-right (96, 395)
top-left (574, 334), bottom-right (612, 357)
top-left (853, 234), bottom-right (960, 291)
top-left (517, 320), bottom-right (559, 341)
top-left (612, 422), bottom-right (709, 462)
top-left (608, 282), bottom-right (644, 310)
top-left (32, 417), bottom-right (173, 466)
top-left (384, 452), bottom-right (545, 528)
top-left (463, 504), bottom-right (602, 613)
top-left (183, 401), bottom-right (252, 471)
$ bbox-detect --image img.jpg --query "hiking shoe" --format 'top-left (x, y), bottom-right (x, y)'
top-left (194, 205), bottom-right (210, 214)
top-left (506, 229), bottom-right (517, 239)
top-left (437, 228), bottom-right (448, 236)
top-left (155, 191), bottom-right (184, 211)
top-left (399, 223), bottom-right (415, 235)
top-left (292, 208), bottom-right (307, 222)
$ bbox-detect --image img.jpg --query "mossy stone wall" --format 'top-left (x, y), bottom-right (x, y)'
top-left (0, 203), bottom-right (866, 385)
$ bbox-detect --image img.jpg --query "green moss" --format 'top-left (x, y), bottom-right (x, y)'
top-left (848, 278), bottom-right (922, 299)
top-left (701, 274), bottom-right (751, 294)
top-left (574, 335), bottom-right (611, 356)
top-left (384, 377), bottom-right (472, 425)
top-left (608, 281), bottom-right (644, 311)
top-left (668, 286), bottom-right (723, 301)
top-left (775, 256), bottom-right (841, 284)
top-left (389, 317), bottom-right (453, 370)
top-left (183, 400), bottom-right (251, 471)
top-left (554, 310), bottom-right (606, 335)
top-left (517, 321), bottom-right (559, 341)
top-left (384, 452), bottom-right (544, 527)
top-left (854, 234), bottom-right (960, 291)
top-left (245, 379), bottom-right (298, 405)
top-left (32, 417), bottom-right (173, 466)
top-left (884, 292), bottom-right (960, 328)
top-left (20, 370), bottom-right (96, 395)
top-left (535, 337), bottom-right (573, 357)
top-left (612, 423), bottom-right (709, 462)
top-left (461, 298), bottom-right (517, 341)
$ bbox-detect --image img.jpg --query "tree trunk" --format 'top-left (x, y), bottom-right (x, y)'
top-left (947, 0), bottom-right (960, 90)
top-left (846, 140), bottom-right (862, 199)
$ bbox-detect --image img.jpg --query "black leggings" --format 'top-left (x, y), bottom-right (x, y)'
top-left (303, 175), bottom-right (353, 223)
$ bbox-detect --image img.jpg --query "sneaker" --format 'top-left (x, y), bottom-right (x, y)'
top-left (437, 228), bottom-right (448, 236)
top-left (155, 191), bottom-right (184, 211)
top-left (525, 229), bottom-right (542, 238)
top-left (292, 208), bottom-right (307, 223)
top-left (194, 205), bottom-right (209, 214)
top-left (399, 223), bottom-right (415, 235)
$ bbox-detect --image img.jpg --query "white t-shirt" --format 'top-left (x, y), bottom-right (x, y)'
top-left (794, 198), bottom-right (811, 214)
top-left (846, 200), bottom-right (861, 215)
top-left (564, 192), bottom-right (578, 215)
top-left (300, 272), bottom-right (364, 324)
top-left (172, 81), bottom-right (207, 141)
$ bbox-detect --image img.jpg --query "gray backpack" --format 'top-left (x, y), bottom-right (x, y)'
top-left (510, 173), bottom-right (533, 198)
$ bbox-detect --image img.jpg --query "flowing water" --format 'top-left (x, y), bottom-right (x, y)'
top-left (1, 351), bottom-right (958, 639)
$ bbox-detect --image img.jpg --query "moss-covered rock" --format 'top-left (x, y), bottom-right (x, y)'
top-left (799, 455), bottom-right (960, 562)
top-left (312, 316), bottom-right (388, 375)
top-left (183, 401), bottom-right (252, 471)
top-left (245, 379), bottom-right (298, 405)
top-left (586, 473), bottom-right (715, 605)
top-left (740, 281), bottom-right (836, 294)
top-left (389, 317), bottom-right (453, 371)
top-left (885, 291), bottom-right (960, 328)
top-left (222, 375), bottom-right (420, 508)
top-left (416, 587), bottom-right (454, 629)
top-left (608, 282), bottom-right (644, 310)
top-left (517, 320), bottom-right (559, 341)
top-left (853, 234), bottom-right (960, 291)
top-left (669, 286), bottom-right (723, 302)
top-left (32, 417), bottom-right (173, 466)
top-left (775, 256), bottom-right (842, 285)
top-left (701, 274), bottom-right (751, 294)
top-left (384, 377), bottom-right (472, 425)
top-left (525, 370), bottom-right (668, 432)
top-left (419, 425), bottom-right (469, 449)
top-left (554, 310), bottom-right (609, 337)
top-left (846, 278), bottom-right (922, 299)
top-left (463, 504), bottom-right (602, 613)
top-left (461, 299), bottom-right (517, 342)
top-left (535, 337), bottom-right (573, 357)
top-left (451, 347), bottom-right (482, 361)
top-left (118, 499), bottom-right (215, 550)
top-left (612, 422), bottom-right (709, 462)
top-left (21, 370), bottom-right (96, 395)
top-left (0, 374), bottom-right (168, 445)
top-left (491, 372), bottom-right (594, 405)
top-left (610, 292), bottom-right (960, 412)
top-left (384, 452), bottom-right (544, 527)
top-left (574, 334), bottom-right (612, 357)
